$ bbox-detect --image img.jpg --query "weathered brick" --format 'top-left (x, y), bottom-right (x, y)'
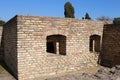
top-left (3, 15), bottom-right (118, 80)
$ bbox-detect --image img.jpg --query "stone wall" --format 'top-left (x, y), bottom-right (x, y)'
top-left (101, 24), bottom-right (120, 67)
top-left (4, 15), bottom-right (104, 80)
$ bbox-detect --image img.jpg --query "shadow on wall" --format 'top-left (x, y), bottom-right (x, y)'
top-left (100, 24), bottom-right (120, 67)
top-left (3, 16), bottom-right (18, 79)
top-left (0, 25), bottom-right (17, 79)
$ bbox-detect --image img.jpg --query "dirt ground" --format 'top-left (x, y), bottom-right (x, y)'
top-left (0, 61), bottom-right (16, 80)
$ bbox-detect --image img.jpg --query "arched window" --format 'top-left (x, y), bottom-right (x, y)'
top-left (89, 35), bottom-right (101, 53)
top-left (46, 35), bottom-right (66, 55)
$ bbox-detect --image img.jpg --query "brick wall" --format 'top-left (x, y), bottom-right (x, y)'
top-left (4, 15), bottom-right (104, 80)
top-left (101, 24), bottom-right (120, 67)
top-left (3, 16), bottom-right (18, 78)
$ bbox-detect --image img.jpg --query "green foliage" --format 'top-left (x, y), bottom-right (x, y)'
top-left (64, 2), bottom-right (75, 18)
top-left (0, 20), bottom-right (5, 26)
top-left (85, 12), bottom-right (91, 20)
top-left (113, 17), bottom-right (120, 24)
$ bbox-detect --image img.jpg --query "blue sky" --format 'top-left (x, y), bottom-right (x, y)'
top-left (0, 0), bottom-right (120, 21)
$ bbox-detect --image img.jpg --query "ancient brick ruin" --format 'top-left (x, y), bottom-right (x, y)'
top-left (0, 15), bottom-right (120, 80)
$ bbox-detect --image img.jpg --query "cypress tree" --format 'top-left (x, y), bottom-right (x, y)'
top-left (64, 2), bottom-right (75, 18)
top-left (85, 12), bottom-right (91, 20)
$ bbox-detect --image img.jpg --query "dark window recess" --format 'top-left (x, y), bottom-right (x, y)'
top-left (47, 42), bottom-right (55, 53)
top-left (89, 35), bottom-right (101, 53)
top-left (46, 35), bottom-right (66, 55)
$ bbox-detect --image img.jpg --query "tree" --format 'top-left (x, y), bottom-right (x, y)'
top-left (64, 2), bottom-right (75, 18)
top-left (82, 17), bottom-right (84, 20)
top-left (0, 20), bottom-right (5, 26)
top-left (85, 12), bottom-right (91, 20)
top-left (113, 17), bottom-right (120, 24)
top-left (97, 16), bottom-right (113, 24)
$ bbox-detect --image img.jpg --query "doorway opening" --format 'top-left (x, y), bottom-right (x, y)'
top-left (90, 35), bottom-right (101, 53)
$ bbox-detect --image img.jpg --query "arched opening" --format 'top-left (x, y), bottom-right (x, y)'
top-left (46, 35), bottom-right (66, 55)
top-left (89, 35), bottom-right (101, 53)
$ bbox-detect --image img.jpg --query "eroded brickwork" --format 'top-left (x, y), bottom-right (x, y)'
top-left (3, 15), bottom-right (105, 80)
